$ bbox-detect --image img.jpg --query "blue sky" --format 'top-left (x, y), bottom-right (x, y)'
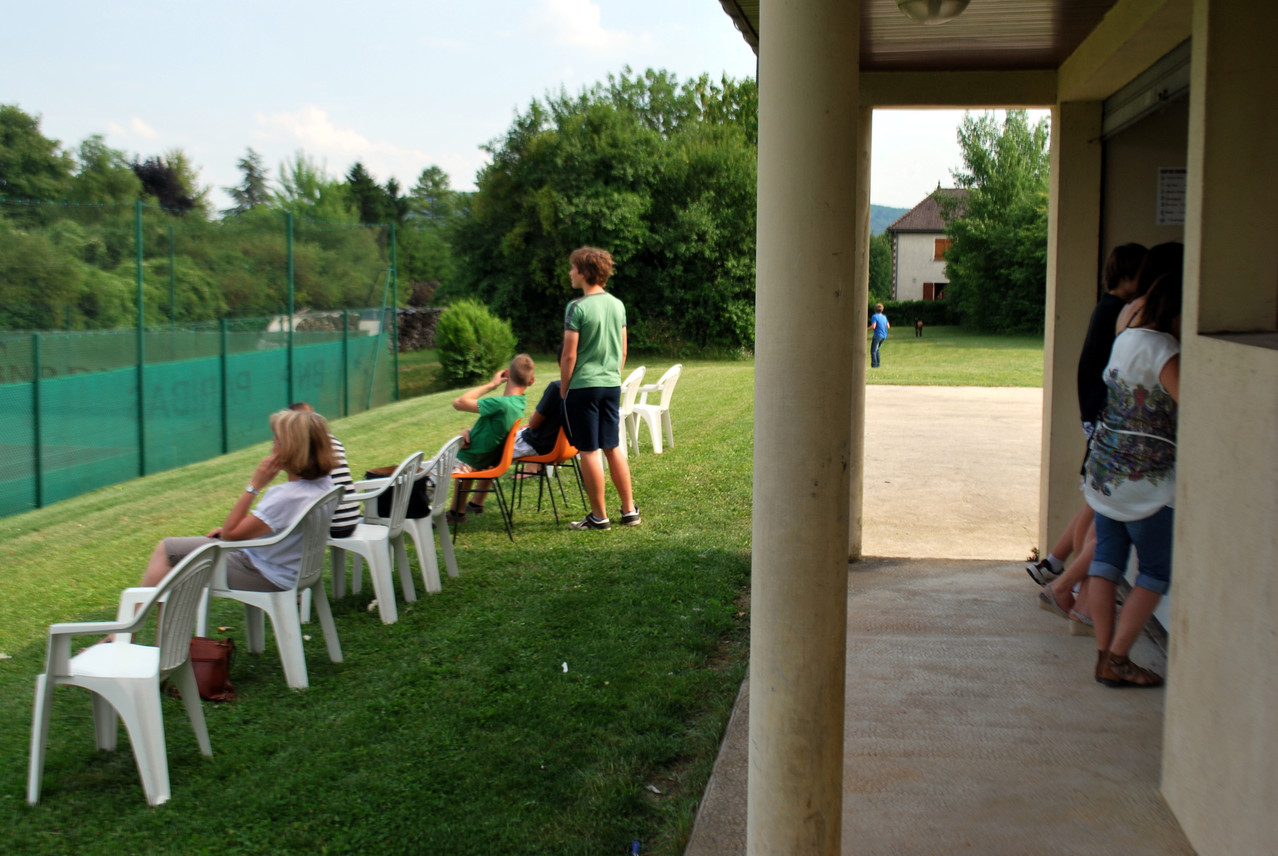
top-left (4, 0), bottom-right (1040, 212)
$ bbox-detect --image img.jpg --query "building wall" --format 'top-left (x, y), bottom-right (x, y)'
top-left (1161, 2), bottom-right (1278, 851)
top-left (892, 232), bottom-right (948, 301)
top-left (1101, 96), bottom-right (1190, 265)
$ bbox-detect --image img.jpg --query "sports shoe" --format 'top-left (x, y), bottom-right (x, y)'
top-left (570, 514), bottom-right (611, 530)
top-left (1025, 558), bottom-right (1061, 585)
top-left (619, 507), bottom-right (641, 526)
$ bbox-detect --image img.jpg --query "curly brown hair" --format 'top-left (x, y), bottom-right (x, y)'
top-left (569, 246), bottom-right (614, 287)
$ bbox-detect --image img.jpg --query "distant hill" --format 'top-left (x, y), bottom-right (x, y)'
top-left (871, 204), bottom-right (910, 235)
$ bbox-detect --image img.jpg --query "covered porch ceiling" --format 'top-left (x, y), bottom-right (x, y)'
top-left (717, 0), bottom-right (1118, 69)
top-left (717, 0), bottom-right (1193, 104)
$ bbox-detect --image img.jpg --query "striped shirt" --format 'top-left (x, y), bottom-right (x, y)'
top-left (329, 434), bottom-right (361, 537)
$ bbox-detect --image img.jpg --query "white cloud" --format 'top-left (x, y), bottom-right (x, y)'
top-left (254, 105), bottom-right (485, 192)
top-left (130, 117), bottom-right (157, 139)
top-left (524, 0), bottom-right (632, 52)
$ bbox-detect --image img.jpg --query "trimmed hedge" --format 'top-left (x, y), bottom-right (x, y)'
top-left (869, 299), bottom-right (957, 328)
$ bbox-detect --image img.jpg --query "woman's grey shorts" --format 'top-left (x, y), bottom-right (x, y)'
top-left (163, 536), bottom-right (285, 592)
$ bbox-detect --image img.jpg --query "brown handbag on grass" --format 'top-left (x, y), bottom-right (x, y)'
top-left (188, 636), bottom-right (236, 701)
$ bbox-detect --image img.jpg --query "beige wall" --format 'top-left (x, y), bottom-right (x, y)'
top-left (892, 232), bottom-right (948, 301)
top-left (1160, 1), bottom-right (1278, 851)
top-left (1101, 96), bottom-right (1189, 258)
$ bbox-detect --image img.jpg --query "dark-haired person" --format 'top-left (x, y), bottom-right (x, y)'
top-left (560, 246), bottom-right (639, 530)
top-left (1084, 270), bottom-right (1182, 687)
top-left (1033, 242), bottom-right (1148, 634)
top-left (138, 408), bottom-right (338, 592)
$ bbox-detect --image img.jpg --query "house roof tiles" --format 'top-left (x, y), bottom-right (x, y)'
top-left (886, 188), bottom-right (968, 234)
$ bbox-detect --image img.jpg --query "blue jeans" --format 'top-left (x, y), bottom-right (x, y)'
top-left (1088, 506), bottom-right (1175, 595)
top-left (870, 335), bottom-right (885, 368)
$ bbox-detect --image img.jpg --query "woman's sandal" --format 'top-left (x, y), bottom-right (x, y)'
top-left (445, 510), bottom-right (466, 525)
top-left (1097, 651), bottom-right (1164, 688)
top-left (1068, 609), bottom-right (1095, 637)
top-left (466, 501), bottom-right (486, 514)
top-left (1037, 584), bottom-right (1072, 619)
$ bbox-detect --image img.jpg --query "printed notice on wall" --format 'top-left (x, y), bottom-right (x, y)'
top-left (1157, 167), bottom-right (1186, 226)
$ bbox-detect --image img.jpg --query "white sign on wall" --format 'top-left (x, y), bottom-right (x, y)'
top-left (1157, 167), bottom-right (1186, 226)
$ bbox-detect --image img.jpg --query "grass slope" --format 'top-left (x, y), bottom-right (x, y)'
top-left (1, 362), bottom-right (750, 856)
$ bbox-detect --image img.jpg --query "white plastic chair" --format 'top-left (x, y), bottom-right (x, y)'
top-left (628, 364), bottom-right (683, 454)
top-left (28, 542), bottom-right (220, 806)
top-left (197, 484), bottom-right (344, 690)
top-left (328, 451), bottom-right (424, 625)
top-left (401, 435), bottom-right (464, 594)
top-left (618, 365), bottom-right (646, 457)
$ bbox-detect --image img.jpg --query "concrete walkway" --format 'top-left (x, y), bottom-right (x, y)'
top-left (684, 386), bottom-right (1193, 855)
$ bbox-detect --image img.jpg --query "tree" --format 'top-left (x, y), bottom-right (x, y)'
top-left (273, 151), bottom-right (357, 222)
top-left (224, 147), bottom-right (271, 215)
top-left (408, 165), bottom-right (455, 223)
top-left (0, 104), bottom-right (73, 202)
top-left (868, 232), bottom-right (892, 301)
top-left (345, 161), bottom-right (388, 224)
top-left (69, 135), bottom-right (141, 204)
top-left (132, 148), bottom-right (210, 216)
top-left (453, 69), bottom-right (757, 352)
top-left (938, 110), bottom-right (1050, 333)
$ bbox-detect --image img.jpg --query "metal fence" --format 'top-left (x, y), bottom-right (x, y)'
top-left (0, 313), bottom-right (394, 518)
top-left (0, 199), bottom-right (401, 518)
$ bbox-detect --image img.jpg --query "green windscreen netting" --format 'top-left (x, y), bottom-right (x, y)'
top-left (1, 200), bottom-right (398, 518)
top-left (0, 316), bottom-right (393, 517)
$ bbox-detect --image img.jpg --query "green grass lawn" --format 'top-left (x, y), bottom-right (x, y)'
top-left (0, 334), bottom-right (1042, 854)
top-left (864, 326), bottom-right (1043, 386)
top-left (0, 361), bottom-right (751, 856)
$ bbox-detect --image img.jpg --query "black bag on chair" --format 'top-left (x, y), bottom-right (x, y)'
top-left (364, 466), bottom-right (431, 519)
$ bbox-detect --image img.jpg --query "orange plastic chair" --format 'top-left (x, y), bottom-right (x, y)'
top-left (450, 419), bottom-right (521, 541)
top-left (513, 428), bottom-right (586, 524)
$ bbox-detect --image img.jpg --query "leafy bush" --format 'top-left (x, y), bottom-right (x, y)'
top-left (876, 299), bottom-right (957, 328)
top-left (435, 299), bottom-right (516, 384)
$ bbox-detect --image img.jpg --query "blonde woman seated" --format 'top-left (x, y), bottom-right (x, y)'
top-left (138, 408), bottom-right (337, 592)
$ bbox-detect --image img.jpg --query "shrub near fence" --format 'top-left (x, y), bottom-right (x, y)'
top-left (0, 310), bottom-right (393, 519)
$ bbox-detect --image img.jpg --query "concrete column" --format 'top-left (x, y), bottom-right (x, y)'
top-left (1040, 101), bottom-right (1102, 552)
top-left (749, 0), bottom-right (858, 853)
top-left (1162, 1), bottom-right (1278, 852)
top-left (849, 106), bottom-right (872, 562)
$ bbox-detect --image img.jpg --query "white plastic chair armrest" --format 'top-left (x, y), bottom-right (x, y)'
top-left (46, 619), bottom-right (137, 673)
top-left (351, 477), bottom-right (391, 495)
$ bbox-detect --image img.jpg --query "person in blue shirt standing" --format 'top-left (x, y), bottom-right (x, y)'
top-left (868, 303), bottom-right (890, 368)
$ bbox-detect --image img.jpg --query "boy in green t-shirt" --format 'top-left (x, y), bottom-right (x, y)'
top-left (447, 353), bottom-right (534, 523)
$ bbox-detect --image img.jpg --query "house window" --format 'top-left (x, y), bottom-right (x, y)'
top-left (933, 239), bottom-right (952, 261)
top-left (923, 283), bottom-right (947, 301)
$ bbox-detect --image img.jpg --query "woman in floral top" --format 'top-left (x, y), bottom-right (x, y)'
top-left (1083, 271), bottom-right (1181, 688)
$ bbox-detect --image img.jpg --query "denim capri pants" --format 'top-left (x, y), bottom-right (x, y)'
top-left (1087, 505), bottom-right (1174, 595)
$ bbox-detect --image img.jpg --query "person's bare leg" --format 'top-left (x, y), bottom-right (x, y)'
top-left (1109, 586), bottom-right (1162, 657)
top-left (468, 479), bottom-right (491, 510)
top-left (141, 540), bottom-right (173, 586)
top-left (452, 479), bottom-right (472, 513)
top-left (600, 446), bottom-right (635, 514)
top-left (579, 449), bottom-right (606, 519)
top-left (1091, 576), bottom-right (1118, 654)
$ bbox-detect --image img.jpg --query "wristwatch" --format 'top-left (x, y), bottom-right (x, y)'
top-left (244, 484), bottom-right (260, 496)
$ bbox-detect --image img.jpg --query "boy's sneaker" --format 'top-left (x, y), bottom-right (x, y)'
top-left (619, 507), bottom-right (641, 526)
top-left (1025, 558), bottom-right (1060, 585)
top-left (570, 514), bottom-right (611, 530)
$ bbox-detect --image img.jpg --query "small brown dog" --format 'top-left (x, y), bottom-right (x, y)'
top-left (915, 319), bottom-right (924, 338)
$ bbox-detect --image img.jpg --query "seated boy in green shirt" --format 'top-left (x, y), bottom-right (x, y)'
top-left (448, 353), bottom-right (534, 522)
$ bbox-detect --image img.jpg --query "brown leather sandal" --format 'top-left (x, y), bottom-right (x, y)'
top-left (1098, 652), bottom-right (1164, 688)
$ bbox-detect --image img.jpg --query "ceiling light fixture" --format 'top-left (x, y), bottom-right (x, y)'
top-left (895, 0), bottom-right (971, 25)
